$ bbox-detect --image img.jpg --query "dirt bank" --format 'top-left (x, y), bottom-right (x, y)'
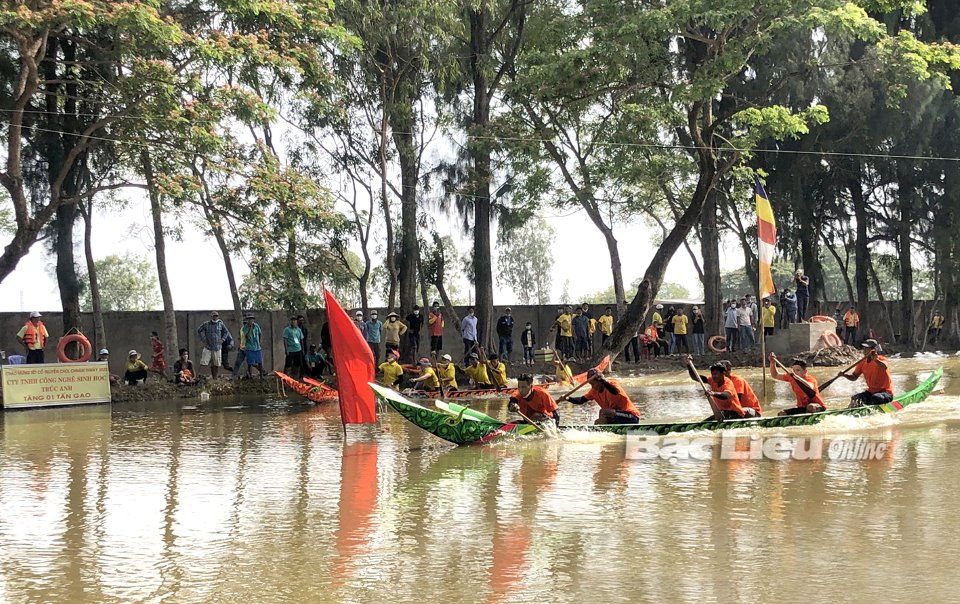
top-left (109, 376), bottom-right (281, 403)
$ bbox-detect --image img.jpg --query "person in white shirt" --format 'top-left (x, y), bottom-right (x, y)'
top-left (736, 298), bottom-right (756, 349)
top-left (724, 301), bottom-right (740, 352)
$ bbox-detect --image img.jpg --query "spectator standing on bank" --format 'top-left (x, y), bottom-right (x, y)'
top-left (149, 331), bottom-right (166, 380)
top-left (663, 306), bottom-right (677, 353)
top-left (382, 312), bottom-right (407, 359)
top-left (599, 307), bottom-right (614, 346)
top-left (794, 269), bottom-right (811, 321)
top-left (572, 307), bottom-right (591, 360)
top-left (843, 305), bottom-right (860, 345)
top-left (282, 316), bottom-right (305, 379)
top-left (930, 311), bottom-right (945, 344)
top-left (783, 288), bottom-right (799, 324)
top-left (724, 301), bottom-right (740, 352)
top-left (406, 305), bottom-right (424, 361)
top-left (761, 299), bottom-right (777, 337)
top-left (197, 311), bottom-right (231, 379)
top-left (428, 302), bottom-right (444, 355)
top-left (737, 298), bottom-right (756, 349)
top-left (240, 314), bottom-right (265, 378)
top-left (364, 311), bottom-right (383, 362)
top-left (690, 307), bottom-right (706, 355)
top-left (672, 307), bottom-right (689, 354)
top-left (496, 308), bottom-right (515, 363)
top-left (521, 322), bottom-right (536, 366)
top-left (16, 311), bottom-right (48, 364)
top-left (461, 307), bottom-right (479, 360)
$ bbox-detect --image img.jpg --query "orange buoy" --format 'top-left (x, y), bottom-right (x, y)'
top-left (707, 335), bottom-right (727, 353)
top-left (57, 333), bottom-right (92, 363)
top-left (820, 331), bottom-right (843, 348)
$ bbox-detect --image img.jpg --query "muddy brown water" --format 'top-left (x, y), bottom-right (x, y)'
top-left (2, 354), bottom-right (959, 602)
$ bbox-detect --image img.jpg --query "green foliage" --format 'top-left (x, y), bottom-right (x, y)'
top-left (80, 254), bottom-right (160, 312)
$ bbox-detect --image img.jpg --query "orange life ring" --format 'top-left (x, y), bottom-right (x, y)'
top-left (820, 332), bottom-right (843, 348)
top-left (810, 315), bottom-right (837, 324)
top-left (707, 335), bottom-right (727, 353)
top-left (57, 333), bottom-right (92, 363)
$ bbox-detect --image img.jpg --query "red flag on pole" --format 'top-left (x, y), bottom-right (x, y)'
top-left (323, 287), bottom-right (377, 424)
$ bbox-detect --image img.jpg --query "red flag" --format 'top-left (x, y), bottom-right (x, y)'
top-left (324, 287), bottom-right (377, 424)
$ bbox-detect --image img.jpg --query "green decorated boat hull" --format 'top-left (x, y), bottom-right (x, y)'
top-left (371, 384), bottom-right (540, 445)
top-left (575, 367), bottom-right (943, 436)
top-left (372, 368), bottom-right (942, 446)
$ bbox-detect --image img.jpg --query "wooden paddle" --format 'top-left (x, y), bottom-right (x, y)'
top-left (687, 359), bottom-right (724, 421)
top-left (557, 378), bottom-right (591, 402)
top-left (819, 357), bottom-right (862, 392)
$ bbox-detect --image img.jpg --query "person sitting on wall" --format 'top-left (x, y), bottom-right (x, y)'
top-left (97, 348), bottom-right (120, 384)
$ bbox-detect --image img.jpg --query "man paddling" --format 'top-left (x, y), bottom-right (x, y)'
top-left (842, 339), bottom-right (893, 408)
top-left (409, 358), bottom-right (440, 391)
top-left (769, 353), bottom-right (826, 415)
top-left (564, 369), bottom-right (641, 425)
top-left (721, 359), bottom-right (762, 417)
top-left (686, 361), bottom-right (745, 421)
top-left (509, 374), bottom-right (560, 426)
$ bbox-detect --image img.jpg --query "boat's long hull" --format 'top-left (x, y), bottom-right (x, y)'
top-left (373, 368), bottom-right (942, 446)
top-left (275, 371), bottom-right (338, 403)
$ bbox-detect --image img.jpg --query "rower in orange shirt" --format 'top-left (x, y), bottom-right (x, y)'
top-left (769, 353), bottom-right (826, 415)
top-left (564, 369), bottom-right (641, 425)
top-left (509, 374), bottom-right (560, 426)
top-left (841, 339), bottom-right (893, 408)
top-left (721, 359), bottom-right (762, 417)
top-left (686, 360), bottom-right (745, 420)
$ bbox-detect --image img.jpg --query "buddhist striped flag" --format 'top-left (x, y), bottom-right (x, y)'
top-left (755, 178), bottom-right (777, 300)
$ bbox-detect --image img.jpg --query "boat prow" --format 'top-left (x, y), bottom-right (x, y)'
top-left (371, 383), bottom-right (540, 445)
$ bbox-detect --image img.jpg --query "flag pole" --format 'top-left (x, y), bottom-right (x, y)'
top-left (760, 284), bottom-right (767, 405)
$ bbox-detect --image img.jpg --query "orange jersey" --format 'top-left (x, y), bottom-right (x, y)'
top-left (707, 376), bottom-right (744, 417)
top-left (517, 386), bottom-right (558, 419)
top-left (852, 356), bottom-right (893, 395)
top-left (729, 373), bottom-right (761, 414)
top-left (777, 372), bottom-right (826, 409)
top-left (584, 380), bottom-right (640, 418)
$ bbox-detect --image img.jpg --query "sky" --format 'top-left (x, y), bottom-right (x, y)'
top-left (0, 188), bottom-right (752, 313)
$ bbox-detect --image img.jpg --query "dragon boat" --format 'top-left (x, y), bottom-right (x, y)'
top-left (372, 368), bottom-right (942, 446)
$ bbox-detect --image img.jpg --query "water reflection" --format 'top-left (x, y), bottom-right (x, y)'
top-left (1, 358), bottom-right (959, 601)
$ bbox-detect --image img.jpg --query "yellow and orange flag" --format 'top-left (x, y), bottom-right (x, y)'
top-left (755, 178), bottom-right (777, 300)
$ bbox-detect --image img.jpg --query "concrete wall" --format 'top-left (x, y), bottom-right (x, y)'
top-left (0, 299), bottom-right (941, 373)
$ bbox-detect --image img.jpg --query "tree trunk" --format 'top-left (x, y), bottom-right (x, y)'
top-left (379, 86), bottom-right (398, 310)
top-left (869, 258), bottom-right (897, 343)
top-left (142, 150), bottom-right (178, 356)
top-left (849, 166), bottom-right (872, 339)
top-left (602, 157), bottom-right (718, 359)
top-left (896, 163), bottom-right (915, 346)
top-left (391, 109), bottom-right (421, 313)
top-left (700, 189), bottom-right (722, 334)
top-left (78, 202), bottom-right (105, 351)
top-left (469, 7), bottom-right (495, 349)
top-left (794, 171), bottom-right (825, 316)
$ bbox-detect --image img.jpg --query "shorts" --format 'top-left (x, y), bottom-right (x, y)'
top-left (200, 348), bottom-right (222, 367)
top-left (607, 409), bottom-right (640, 424)
top-left (246, 349), bottom-right (263, 365)
top-left (851, 391), bottom-right (894, 407)
top-left (25, 349), bottom-right (45, 364)
top-left (781, 404), bottom-right (826, 415)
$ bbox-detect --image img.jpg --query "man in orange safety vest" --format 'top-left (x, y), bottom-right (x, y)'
top-left (17, 311), bottom-right (49, 364)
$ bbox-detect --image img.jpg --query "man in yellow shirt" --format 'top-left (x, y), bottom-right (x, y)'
top-left (554, 355), bottom-right (574, 386)
top-left (410, 358), bottom-right (440, 391)
top-left (761, 299), bottom-right (777, 336)
top-left (463, 353), bottom-right (492, 388)
top-left (378, 350), bottom-right (405, 387)
top-left (486, 353), bottom-right (508, 389)
top-left (672, 308), bottom-right (689, 353)
top-left (438, 353), bottom-right (458, 390)
top-left (598, 307), bottom-right (614, 345)
top-left (652, 304), bottom-right (665, 338)
top-left (552, 307), bottom-right (575, 358)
